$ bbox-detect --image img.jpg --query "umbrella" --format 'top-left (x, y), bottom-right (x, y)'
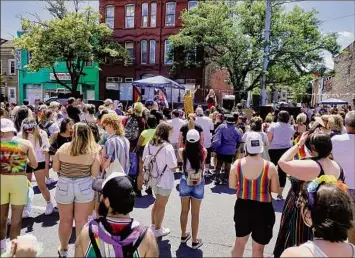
top-left (318, 98), bottom-right (348, 105)
top-left (132, 75), bottom-right (185, 90)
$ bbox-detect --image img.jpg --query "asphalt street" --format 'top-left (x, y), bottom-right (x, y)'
top-left (15, 170), bottom-right (290, 257)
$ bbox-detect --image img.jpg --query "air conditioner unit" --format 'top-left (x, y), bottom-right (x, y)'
top-left (125, 78), bottom-right (134, 82)
top-left (106, 77), bottom-right (123, 83)
top-left (186, 79), bottom-right (196, 84)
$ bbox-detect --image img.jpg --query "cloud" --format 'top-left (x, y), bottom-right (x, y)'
top-left (324, 53), bottom-right (334, 69)
top-left (337, 31), bottom-right (355, 49)
top-left (338, 31), bottom-right (354, 38)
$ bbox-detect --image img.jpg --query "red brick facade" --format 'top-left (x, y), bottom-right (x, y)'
top-left (98, 0), bottom-right (204, 101)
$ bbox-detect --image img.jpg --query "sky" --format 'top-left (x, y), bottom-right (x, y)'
top-left (1, 0), bottom-right (354, 69)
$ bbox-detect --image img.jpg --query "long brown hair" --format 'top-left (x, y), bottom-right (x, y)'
top-left (69, 122), bottom-right (98, 156)
top-left (21, 118), bottom-right (42, 147)
top-left (150, 122), bottom-right (172, 146)
top-left (187, 114), bottom-right (195, 130)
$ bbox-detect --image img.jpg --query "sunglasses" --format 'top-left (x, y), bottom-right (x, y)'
top-left (23, 122), bottom-right (37, 130)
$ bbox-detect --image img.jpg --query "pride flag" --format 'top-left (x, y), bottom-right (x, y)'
top-left (133, 86), bottom-right (141, 102)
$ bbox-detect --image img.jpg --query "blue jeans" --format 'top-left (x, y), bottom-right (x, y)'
top-left (179, 175), bottom-right (205, 200)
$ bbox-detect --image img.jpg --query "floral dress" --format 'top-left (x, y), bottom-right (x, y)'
top-left (184, 93), bottom-right (194, 115)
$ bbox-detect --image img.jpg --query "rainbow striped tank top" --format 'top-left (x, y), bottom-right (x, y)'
top-left (0, 138), bottom-right (28, 174)
top-left (236, 160), bottom-right (271, 203)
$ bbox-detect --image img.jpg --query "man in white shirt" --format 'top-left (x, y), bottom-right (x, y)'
top-left (168, 110), bottom-right (185, 166)
top-left (331, 110), bottom-right (355, 244)
top-left (195, 107), bottom-right (214, 174)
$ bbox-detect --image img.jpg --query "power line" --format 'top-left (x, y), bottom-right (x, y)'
top-left (320, 13), bottom-right (355, 23)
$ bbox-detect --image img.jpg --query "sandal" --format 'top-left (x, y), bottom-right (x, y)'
top-left (180, 232), bottom-right (191, 244)
top-left (192, 239), bottom-right (203, 249)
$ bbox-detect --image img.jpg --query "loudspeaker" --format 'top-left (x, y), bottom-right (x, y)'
top-left (222, 98), bottom-right (234, 111)
top-left (259, 106), bottom-right (273, 120)
top-left (252, 95), bottom-right (260, 111)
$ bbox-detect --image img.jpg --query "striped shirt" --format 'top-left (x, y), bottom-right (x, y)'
top-left (104, 134), bottom-right (130, 175)
top-left (236, 160), bottom-right (271, 203)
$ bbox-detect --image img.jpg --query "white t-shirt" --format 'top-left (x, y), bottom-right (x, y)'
top-left (168, 118), bottom-right (186, 144)
top-left (332, 133), bottom-right (355, 189)
top-left (268, 122), bottom-right (295, 149)
top-left (19, 129), bottom-right (50, 162)
top-left (195, 116), bottom-right (214, 148)
top-left (143, 142), bottom-right (177, 190)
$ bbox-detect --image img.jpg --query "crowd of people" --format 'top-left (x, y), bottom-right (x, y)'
top-left (0, 96), bottom-right (354, 257)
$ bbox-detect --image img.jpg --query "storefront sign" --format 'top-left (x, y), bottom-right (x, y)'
top-left (50, 73), bottom-right (71, 81)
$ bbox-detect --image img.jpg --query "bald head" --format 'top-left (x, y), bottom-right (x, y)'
top-left (345, 110), bottom-right (355, 133)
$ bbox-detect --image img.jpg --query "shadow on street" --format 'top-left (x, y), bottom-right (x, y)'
top-left (176, 243), bottom-right (203, 257)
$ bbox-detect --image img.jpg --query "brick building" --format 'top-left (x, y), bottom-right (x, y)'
top-left (99, 0), bottom-right (232, 104)
top-left (331, 41), bottom-right (355, 106)
top-left (0, 39), bottom-right (18, 103)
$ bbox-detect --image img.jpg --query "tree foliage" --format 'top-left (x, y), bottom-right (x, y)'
top-left (169, 1), bottom-right (340, 101)
top-left (14, 4), bottom-right (127, 95)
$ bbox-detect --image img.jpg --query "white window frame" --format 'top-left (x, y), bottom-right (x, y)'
top-left (149, 40), bottom-right (156, 64)
top-left (165, 2), bottom-right (176, 27)
top-left (164, 40), bottom-right (173, 64)
top-left (188, 1), bottom-right (198, 11)
top-left (125, 42), bottom-right (134, 64)
top-left (125, 4), bottom-right (135, 29)
top-left (141, 3), bottom-right (148, 28)
top-left (150, 2), bottom-right (157, 28)
top-left (8, 59), bottom-right (16, 75)
top-left (125, 78), bottom-right (134, 82)
top-left (141, 40), bottom-right (148, 64)
top-left (105, 5), bottom-right (115, 29)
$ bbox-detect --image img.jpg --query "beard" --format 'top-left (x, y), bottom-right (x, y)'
top-left (98, 200), bottom-right (109, 217)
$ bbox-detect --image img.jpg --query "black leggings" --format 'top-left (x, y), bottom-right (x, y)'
top-left (268, 148), bottom-right (289, 188)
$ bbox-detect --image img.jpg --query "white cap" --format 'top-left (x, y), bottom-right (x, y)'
top-left (195, 107), bottom-right (203, 116)
top-left (245, 132), bottom-right (264, 154)
top-left (0, 118), bottom-right (17, 133)
top-left (104, 98), bottom-right (113, 105)
top-left (186, 129), bottom-right (200, 143)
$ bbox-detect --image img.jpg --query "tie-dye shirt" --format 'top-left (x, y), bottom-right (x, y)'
top-left (0, 138), bottom-right (28, 174)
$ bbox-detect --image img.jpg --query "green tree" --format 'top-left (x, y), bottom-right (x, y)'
top-left (170, 1), bottom-right (339, 101)
top-left (14, 6), bottom-right (127, 96)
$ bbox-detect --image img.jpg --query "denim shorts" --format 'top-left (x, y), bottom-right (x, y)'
top-left (152, 186), bottom-right (172, 197)
top-left (55, 176), bottom-right (94, 204)
top-left (179, 176), bottom-right (205, 200)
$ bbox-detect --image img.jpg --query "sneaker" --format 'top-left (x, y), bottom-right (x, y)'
top-left (150, 224), bottom-right (155, 230)
top-left (181, 232), bottom-right (191, 244)
top-left (192, 239), bottom-right (203, 249)
top-left (154, 227), bottom-right (171, 238)
top-left (46, 177), bottom-right (56, 185)
top-left (45, 202), bottom-right (54, 215)
top-left (214, 178), bottom-right (221, 185)
top-left (277, 195), bottom-right (284, 201)
top-left (58, 249), bottom-right (68, 258)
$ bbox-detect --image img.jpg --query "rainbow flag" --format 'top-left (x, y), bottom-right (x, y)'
top-left (158, 89), bottom-right (169, 108)
top-left (294, 134), bottom-right (306, 159)
top-left (133, 86), bottom-right (141, 102)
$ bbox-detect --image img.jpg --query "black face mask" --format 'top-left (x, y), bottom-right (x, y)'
top-left (98, 200), bottom-right (109, 217)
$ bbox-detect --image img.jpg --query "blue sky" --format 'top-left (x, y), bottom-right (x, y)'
top-left (1, 0), bottom-right (354, 68)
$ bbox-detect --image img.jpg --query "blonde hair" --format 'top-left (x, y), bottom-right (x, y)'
top-left (265, 114), bottom-right (274, 123)
top-left (21, 118), bottom-right (42, 147)
top-left (101, 113), bottom-right (125, 136)
top-left (70, 122), bottom-right (98, 156)
top-left (328, 115), bottom-right (344, 132)
top-left (98, 105), bottom-right (105, 111)
top-left (133, 102), bottom-right (144, 117)
top-left (296, 113), bottom-right (307, 125)
top-left (187, 114), bottom-right (196, 130)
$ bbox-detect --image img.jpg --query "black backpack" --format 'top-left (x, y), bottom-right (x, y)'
top-left (125, 116), bottom-right (140, 142)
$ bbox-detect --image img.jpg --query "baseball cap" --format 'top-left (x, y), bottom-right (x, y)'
top-left (225, 114), bottom-right (235, 124)
top-left (104, 98), bottom-right (113, 105)
top-left (186, 129), bottom-right (200, 143)
top-left (245, 132), bottom-right (264, 154)
top-left (0, 118), bottom-right (17, 133)
top-left (38, 104), bottom-right (48, 111)
top-left (195, 107), bottom-right (203, 116)
top-left (49, 101), bottom-right (60, 108)
top-left (145, 100), bottom-right (154, 106)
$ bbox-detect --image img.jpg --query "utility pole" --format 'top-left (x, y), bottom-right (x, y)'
top-left (261, 0), bottom-right (271, 106)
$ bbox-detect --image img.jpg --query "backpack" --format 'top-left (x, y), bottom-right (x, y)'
top-left (88, 218), bottom-right (147, 258)
top-left (142, 143), bottom-right (168, 187)
top-left (183, 155), bottom-right (203, 186)
top-left (39, 122), bottom-right (53, 138)
top-left (125, 117), bottom-right (140, 142)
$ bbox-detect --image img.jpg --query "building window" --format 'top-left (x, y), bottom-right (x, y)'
top-left (164, 40), bottom-right (173, 64)
top-left (85, 60), bottom-right (93, 66)
top-left (188, 1), bottom-right (198, 10)
top-left (149, 40), bottom-right (156, 64)
top-left (150, 2), bottom-right (157, 27)
top-left (142, 3), bottom-right (148, 28)
top-left (125, 4), bottom-right (135, 28)
top-left (125, 42), bottom-right (134, 63)
top-left (105, 5), bottom-right (115, 29)
top-left (9, 88), bottom-right (15, 99)
top-left (141, 40), bottom-right (148, 64)
top-left (8, 59), bottom-right (15, 75)
top-left (165, 2), bottom-right (176, 27)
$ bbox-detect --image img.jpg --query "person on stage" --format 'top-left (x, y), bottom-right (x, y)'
top-left (205, 89), bottom-right (217, 109)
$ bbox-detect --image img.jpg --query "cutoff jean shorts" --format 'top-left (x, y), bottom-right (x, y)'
top-left (179, 175), bottom-right (205, 200)
top-left (55, 176), bottom-right (94, 204)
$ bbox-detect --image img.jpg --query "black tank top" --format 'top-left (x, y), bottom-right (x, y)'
top-left (311, 157), bottom-right (345, 182)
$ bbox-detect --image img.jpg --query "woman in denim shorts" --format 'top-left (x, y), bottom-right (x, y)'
top-left (178, 129), bottom-right (207, 249)
top-left (52, 123), bottom-right (101, 258)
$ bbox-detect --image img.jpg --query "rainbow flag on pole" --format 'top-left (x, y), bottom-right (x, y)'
top-left (133, 86), bottom-right (141, 102)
